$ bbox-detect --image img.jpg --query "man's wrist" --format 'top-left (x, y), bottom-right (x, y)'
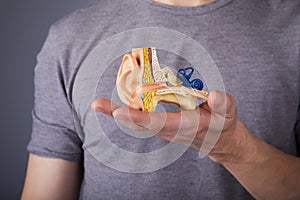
top-left (208, 120), bottom-right (256, 165)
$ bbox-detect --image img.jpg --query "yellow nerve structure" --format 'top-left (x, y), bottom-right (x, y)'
top-left (116, 47), bottom-right (208, 112)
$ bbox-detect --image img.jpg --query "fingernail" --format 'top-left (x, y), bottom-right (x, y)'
top-left (112, 108), bottom-right (126, 120)
top-left (91, 102), bottom-right (99, 110)
top-left (211, 91), bottom-right (223, 106)
top-left (91, 104), bottom-right (103, 112)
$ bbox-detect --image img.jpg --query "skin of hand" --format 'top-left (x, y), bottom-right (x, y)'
top-left (92, 90), bottom-right (243, 163)
top-left (92, 90), bottom-right (300, 199)
top-left (153, 0), bottom-right (215, 7)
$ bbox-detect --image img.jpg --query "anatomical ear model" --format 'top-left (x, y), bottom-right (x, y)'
top-left (116, 47), bottom-right (209, 112)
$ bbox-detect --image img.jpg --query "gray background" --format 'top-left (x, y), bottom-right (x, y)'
top-left (0, 0), bottom-right (95, 199)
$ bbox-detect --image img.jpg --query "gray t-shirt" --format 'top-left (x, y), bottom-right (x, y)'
top-left (27, 0), bottom-right (300, 199)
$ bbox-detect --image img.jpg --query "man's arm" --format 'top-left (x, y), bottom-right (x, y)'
top-left (21, 154), bottom-right (83, 200)
top-left (216, 122), bottom-right (300, 200)
top-left (91, 91), bottom-right (300, 199)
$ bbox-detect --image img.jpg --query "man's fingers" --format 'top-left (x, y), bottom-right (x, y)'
top-left (91, 98), bottom-right (120, 117)
top-left (112, 106), bottom-right (168, 132)
top-left (91, 98), bottom-right (147, 131)
top-left (112, 105), bottom-right (211, 133)
top-left (91, 98), bottom-right (214, 141)
top-left (207, 90), bottom-right (236, 119)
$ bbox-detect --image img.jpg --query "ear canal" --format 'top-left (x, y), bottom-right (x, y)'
top-left (116, 47), bottom-right (208, 112)
top-left (116, 53), bottom-right (144, 110)
top-left (131, 48), bottom-right (144, 67)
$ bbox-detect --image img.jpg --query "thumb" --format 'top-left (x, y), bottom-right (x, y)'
top-left (207, 90), bottom-right (236, 119)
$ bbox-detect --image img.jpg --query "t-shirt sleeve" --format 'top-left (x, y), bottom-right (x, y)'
top-left (27, 25), bottom-right (82, 162)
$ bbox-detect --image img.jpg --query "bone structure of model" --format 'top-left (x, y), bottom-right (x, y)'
top-left (116, 47), bottom-right (208, 112)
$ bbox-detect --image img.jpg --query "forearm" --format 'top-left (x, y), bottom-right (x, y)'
top-left (210, 120), bottom-right (300, 200)
top-left (93, 93), bottom-right (300, 199)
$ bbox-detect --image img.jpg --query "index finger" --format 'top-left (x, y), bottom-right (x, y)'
top-left (112, 105), bottom-right (209, 132)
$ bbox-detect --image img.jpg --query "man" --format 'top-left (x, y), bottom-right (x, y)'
top-left (22, 0), bottom-right (300, 199)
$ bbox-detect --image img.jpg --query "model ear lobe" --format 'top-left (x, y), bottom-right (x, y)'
top-left (116, 53), bottom-right (144, 110)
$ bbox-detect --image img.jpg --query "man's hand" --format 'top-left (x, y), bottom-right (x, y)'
top-left (92, 90), bottom-right (300, 200)
top-left (91, 90), bottom-right (247, 163)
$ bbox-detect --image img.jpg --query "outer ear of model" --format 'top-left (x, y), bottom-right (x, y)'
top-left (95, 47), bottom-right (208, 112)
